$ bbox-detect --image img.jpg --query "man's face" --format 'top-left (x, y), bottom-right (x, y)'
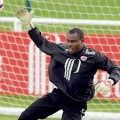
top-left (66, 33), bottom-right (84, 54)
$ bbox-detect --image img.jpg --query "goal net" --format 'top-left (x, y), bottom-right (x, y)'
top-left (0, 0), bottom-right (120, 120)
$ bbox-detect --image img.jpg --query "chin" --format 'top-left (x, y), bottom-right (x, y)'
top-left (69, 51), bottom-right (75, 54)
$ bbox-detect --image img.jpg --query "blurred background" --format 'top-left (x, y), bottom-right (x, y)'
top-left (0, 0), bottom-right (120, 120)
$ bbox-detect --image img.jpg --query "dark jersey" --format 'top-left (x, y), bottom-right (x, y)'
top-left (28, 28), bottom-right (120, 101)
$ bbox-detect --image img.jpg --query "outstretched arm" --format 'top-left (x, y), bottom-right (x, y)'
top-left (15, 8), bottom-right (62, 56)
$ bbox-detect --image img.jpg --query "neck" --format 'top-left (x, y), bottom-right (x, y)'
top-left (71, 44), bottom-right (85, 55)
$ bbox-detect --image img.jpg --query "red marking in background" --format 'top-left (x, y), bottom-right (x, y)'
top-left (0, 31), bottom-right (120, 99)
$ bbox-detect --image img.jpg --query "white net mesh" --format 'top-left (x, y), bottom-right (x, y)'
top-left (0, 0), bottom-right (120, 120)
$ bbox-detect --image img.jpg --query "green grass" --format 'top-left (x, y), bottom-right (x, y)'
top-left (0, 95), bottom-right (38, 108)
top-left (0, 115), bottom-right (18, 120)
top-left (0, 95), bottom-right (120, 113)
top-left (0, 115), bottom-right (59, 120)
top-left (1, 0), bottom-right (120, 34)
top-left (88, 98), bottom-right (120, 112)
top-left (1, 97), bottom-right (119, 120)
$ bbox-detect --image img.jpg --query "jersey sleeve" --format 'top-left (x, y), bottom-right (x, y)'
top-left (95, 51), bottom-right (120, 85)
top-left (28, 27), bottom-right (61, 56)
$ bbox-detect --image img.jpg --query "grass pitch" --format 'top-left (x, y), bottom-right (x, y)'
top-left (0, 115), bottom-right (59, 120)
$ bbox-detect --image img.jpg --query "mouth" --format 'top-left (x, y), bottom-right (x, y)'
top-left (68, 48), bottom-right (74, 54)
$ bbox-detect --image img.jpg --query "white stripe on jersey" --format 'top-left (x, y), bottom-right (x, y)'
top-left (64, 58), bottom-right (75, 81)
top-left (73, 59), bottom-right (81, 73)
top-left (64, 58), bottom-right (81, 81)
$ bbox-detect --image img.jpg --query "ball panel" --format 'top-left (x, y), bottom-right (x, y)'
top-left (0, 0), bottom-right (4, 10)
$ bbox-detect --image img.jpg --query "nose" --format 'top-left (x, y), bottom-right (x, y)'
top-left (67, 42), bottom-right (72, 47)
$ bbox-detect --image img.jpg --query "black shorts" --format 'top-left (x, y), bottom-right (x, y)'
top-left (18, 88), bottom-right (87, 120)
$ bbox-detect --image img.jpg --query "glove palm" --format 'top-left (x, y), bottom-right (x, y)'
top-left (95, 79), bottom-right (114, 95)
top-left (15, 8), bottom-right (34, 30)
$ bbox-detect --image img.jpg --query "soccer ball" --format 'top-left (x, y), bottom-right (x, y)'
top-left (0, 0), bottom-right (4, 10)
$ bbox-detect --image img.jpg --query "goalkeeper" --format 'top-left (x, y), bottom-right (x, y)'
top-left (16, 8), bottom-right (120, 120)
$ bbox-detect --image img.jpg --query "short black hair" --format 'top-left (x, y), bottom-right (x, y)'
top-left (68, 28), bottom-right (84, 40)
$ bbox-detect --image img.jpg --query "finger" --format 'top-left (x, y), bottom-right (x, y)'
top-left (15, 8), bottom-right (27, 18)
top-left (30, 10), bottom-right (34, 15)
top-left (15, 8), bottom-right (23, 18)
top-left (95, 83), bottom-right (105, 92)
top-left (100, 87), bottom-right (110, 95)
top-left (21, 8), bottom-right (27, 12)
top-left (103, 88), bottom-right (110, 95)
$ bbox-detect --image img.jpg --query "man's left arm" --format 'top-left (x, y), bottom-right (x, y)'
top-left (95, 52), bottom-right (120, 95)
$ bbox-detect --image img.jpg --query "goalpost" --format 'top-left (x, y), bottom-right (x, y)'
top-left (0, 0), bottom-right (120, 120)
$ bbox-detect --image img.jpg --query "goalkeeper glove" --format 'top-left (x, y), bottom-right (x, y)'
top-left (95, 79), bottom-right (114, 95)
top-left (15, 8), bottom-right (34, 30)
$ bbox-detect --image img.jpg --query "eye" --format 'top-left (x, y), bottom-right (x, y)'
top-left (66, 39), bottom-right (68, 42)
top-left (72, 40), bottom-right (76, 43)
top-left (67, 40), bottom-right (77, 44)
top-left (71, 40), bottom-right (77, 43)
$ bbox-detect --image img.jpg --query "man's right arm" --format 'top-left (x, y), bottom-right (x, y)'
top-left (15, 8), bottom-right (60, 56)
top-left (28, 27), bottom-right (60, 55)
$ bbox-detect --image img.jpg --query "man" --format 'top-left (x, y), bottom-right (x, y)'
top-left (15, 8), bottom-right (120, 120)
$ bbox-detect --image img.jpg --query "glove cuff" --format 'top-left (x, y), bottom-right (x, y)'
top-left (107, 79), bottom-right (114, 85)
top-left (25, 22), bottom-right (34, 31)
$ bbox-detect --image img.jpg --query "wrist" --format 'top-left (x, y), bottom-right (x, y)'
top-left (25, 22), bottom-right (34, 31)
top-left (107, 79), bottom-right (114, 86)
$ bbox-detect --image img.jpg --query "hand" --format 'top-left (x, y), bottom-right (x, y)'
top-left (15, 8), bottom-right (34, 30)
top-left (95, 79), bottom-right (114, 95)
